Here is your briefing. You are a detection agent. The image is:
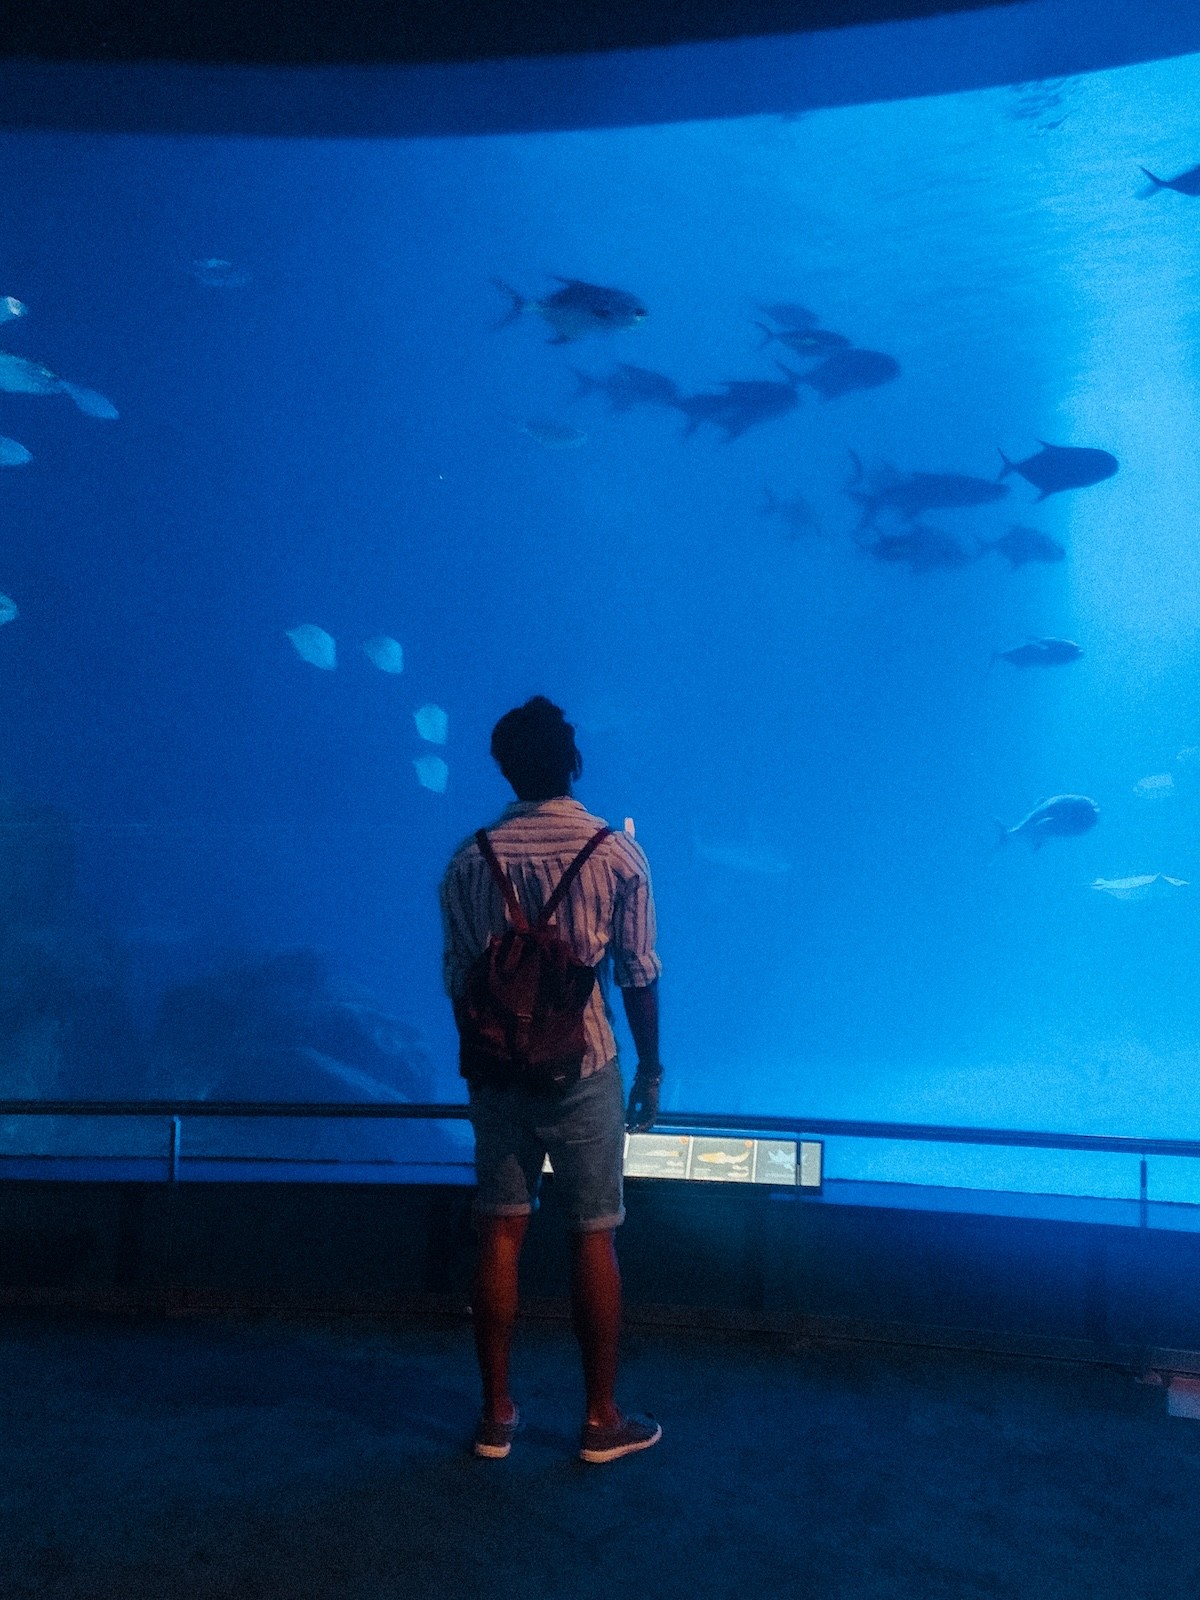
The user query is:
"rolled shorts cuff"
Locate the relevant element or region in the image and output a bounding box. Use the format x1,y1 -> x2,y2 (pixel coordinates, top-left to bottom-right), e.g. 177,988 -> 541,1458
474,1198 -> 537,1220
572,1206 -> 626,1233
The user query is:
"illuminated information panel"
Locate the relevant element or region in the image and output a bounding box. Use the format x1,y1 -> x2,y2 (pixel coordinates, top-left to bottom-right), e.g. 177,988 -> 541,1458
622,1134 -> 823,1189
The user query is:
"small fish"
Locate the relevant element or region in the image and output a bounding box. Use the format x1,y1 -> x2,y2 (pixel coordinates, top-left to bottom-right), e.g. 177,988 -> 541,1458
976,526 -> 1065,569
998,442 -> 1119,499
762,488 -> 821,540
862,525 -> 975,575
1092,874 -> 1188,901
992,638 -> 1082,668
570,363 -> 678,412
414,755 -> 449,794
362,635 -> 404,673
1140,164 -> 1200,196
0,353 -> 117,417
0,437 -> 31,466
493,277 -> 647,343
754,322 -> 851,357
847,454 -> 1008,525
518,417 -> 588,450
414,703 -> 448,744
996,794 -> 1099,849
190,257 -> 251,288
0,592 -> 17,624
0,296 -> 26,324
1133,772 -> 1175,800
674,372 -> 799,442
285,624 -> 336,670
792,349 -> 900,400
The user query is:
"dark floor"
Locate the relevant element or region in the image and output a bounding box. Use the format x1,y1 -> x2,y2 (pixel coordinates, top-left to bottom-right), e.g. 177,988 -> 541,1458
1,1309 -> 1198,1599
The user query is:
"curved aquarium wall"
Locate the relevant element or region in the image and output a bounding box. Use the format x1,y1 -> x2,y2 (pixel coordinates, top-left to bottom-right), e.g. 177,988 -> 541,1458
4,8 -> 1200,1202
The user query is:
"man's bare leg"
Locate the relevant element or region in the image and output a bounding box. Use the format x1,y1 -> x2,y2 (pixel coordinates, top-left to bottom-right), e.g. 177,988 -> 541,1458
473,1214 -> 529,1424
570,1228 -> 623,1429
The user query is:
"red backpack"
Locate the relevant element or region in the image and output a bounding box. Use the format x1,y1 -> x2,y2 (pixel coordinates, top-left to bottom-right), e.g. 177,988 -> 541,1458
456,825 -> 612,1094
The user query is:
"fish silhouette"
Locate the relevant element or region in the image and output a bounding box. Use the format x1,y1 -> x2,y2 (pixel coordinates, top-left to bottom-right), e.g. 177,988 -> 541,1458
847,454 -> 1007,525
992,638 -> 1082,668
570,363 -> 679,412
1092,874 -> 1187,901
363,636 -> 404,673
414,755 -> 449,794
1140,164 -> 1200,196
674,372 -> 800,442
518,417 -> 588,449
976,526 -> 1066,568
792,349 -> 899,400
414,704 -> 449,744
494,277 -> 647,343
998,442 -> 1118,499
996,795 -> 1099,849
862,525 -> 976,574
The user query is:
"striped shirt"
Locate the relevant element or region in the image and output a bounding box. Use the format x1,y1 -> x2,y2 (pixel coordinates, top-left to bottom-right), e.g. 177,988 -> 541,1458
439,796 -> 661,1077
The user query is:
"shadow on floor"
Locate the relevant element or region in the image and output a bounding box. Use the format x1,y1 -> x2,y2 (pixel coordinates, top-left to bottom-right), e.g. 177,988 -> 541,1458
1,1310 -> 1198,1598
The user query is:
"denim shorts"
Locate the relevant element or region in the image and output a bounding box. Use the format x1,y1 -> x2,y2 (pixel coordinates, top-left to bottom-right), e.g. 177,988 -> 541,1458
467,1059 -> 626,1232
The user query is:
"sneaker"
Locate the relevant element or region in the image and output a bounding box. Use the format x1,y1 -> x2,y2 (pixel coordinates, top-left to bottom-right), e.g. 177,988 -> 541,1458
579,1413 -> 662,1464
473,1405 -> 521,1459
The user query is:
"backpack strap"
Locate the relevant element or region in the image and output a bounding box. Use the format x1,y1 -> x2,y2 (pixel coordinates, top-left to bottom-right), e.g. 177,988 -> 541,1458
475,829 -> 529,931
537,827 -> 612,929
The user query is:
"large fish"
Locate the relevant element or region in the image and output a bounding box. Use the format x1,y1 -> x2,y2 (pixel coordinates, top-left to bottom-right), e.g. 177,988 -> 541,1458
570,363 -> 678,412
1140,164 -> 1200,196
996,794 -> 1099,849
754,323 -> 851,357
674,372 -> 799,442
493,277 -> 647,343
976,526 -> 1066,568
791,349 -> 900,400
998,442 -> 1118,499
992,638 -> 1082,668
847,454 -> 1008,526
0,352 -> 118,418
862,525 -> 976,575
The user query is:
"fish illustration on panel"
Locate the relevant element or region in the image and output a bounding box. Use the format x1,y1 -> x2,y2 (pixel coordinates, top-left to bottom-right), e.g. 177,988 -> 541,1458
998,442 -> 1118,499
996,795 -> 1099,849
363,636 -> 404,673
286,625 -> 337,670
493,277 -> 647,343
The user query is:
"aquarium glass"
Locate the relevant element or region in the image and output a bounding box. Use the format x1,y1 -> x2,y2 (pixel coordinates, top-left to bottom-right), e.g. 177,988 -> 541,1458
3,43 -> 1200,1198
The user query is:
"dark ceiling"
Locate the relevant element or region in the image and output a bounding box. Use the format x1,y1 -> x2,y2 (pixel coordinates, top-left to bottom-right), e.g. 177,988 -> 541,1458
4,0 -> 1022,67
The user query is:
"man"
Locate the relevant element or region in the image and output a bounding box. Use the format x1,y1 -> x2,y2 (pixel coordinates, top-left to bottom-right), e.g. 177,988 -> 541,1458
439,695 -> 663,1464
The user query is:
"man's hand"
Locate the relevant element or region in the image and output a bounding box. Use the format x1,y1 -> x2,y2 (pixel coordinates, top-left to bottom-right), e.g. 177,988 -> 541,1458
626,1064 -> 662,1133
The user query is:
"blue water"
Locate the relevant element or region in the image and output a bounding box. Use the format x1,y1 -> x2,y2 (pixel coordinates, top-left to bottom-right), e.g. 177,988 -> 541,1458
4,46 -> 1200,1199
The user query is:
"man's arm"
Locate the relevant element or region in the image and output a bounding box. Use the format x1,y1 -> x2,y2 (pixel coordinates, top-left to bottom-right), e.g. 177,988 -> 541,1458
622,981 -> 661,1133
